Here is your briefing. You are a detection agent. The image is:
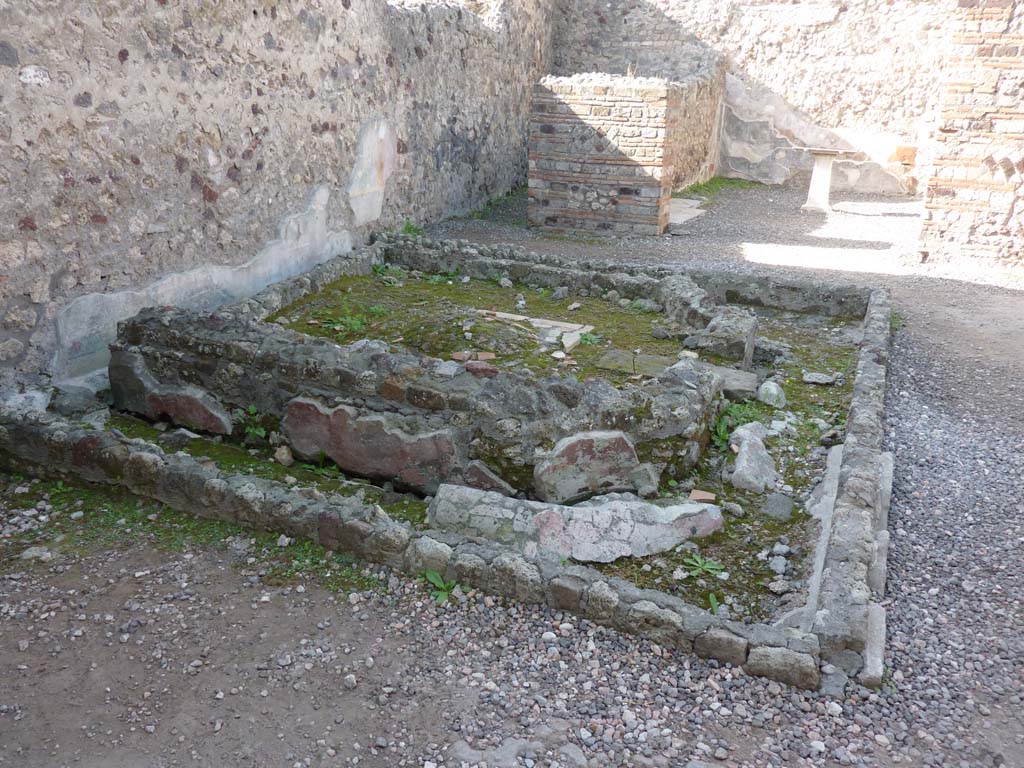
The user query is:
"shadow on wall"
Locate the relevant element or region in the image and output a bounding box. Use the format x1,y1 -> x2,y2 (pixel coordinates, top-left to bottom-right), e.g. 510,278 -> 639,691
551,0 -> 930,196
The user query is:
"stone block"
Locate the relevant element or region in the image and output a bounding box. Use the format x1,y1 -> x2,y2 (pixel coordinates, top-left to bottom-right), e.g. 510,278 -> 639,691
282,397 -> 457,494
744,646 -> 821,690
547,575 -> 585,611
533,430 -> 641,503
857,603 -> 886,688
404,536 -> 453,575
694,627 -> 749,666
109,349 -> 232,435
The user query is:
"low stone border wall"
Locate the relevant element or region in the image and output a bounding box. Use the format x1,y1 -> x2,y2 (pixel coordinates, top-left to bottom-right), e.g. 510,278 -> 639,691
0,407 -> 822,689
377,234 -> 873,319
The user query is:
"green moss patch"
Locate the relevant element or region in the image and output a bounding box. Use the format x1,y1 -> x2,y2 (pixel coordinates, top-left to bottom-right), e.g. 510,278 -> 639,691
269,271 -> 686,384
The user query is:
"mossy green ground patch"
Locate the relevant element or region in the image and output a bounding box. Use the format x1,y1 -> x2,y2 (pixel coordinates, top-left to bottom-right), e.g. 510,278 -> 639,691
673,176 -> 761,203
270,271 -> 684,384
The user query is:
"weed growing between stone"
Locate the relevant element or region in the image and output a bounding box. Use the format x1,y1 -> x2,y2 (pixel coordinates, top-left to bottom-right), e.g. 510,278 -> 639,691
0,475 -> 381,594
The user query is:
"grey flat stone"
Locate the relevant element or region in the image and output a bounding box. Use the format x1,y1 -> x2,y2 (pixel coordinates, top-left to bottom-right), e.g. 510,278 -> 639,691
596,349 -> 676,377
762,492 -> 794,521
858,602 -> 886,688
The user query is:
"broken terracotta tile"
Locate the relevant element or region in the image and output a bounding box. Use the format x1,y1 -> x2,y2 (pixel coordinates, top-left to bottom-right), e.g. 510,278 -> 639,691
688,489 -> 716,503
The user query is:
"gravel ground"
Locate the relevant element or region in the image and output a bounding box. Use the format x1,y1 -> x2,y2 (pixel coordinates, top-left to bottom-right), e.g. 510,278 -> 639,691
2,184 -> 1022,767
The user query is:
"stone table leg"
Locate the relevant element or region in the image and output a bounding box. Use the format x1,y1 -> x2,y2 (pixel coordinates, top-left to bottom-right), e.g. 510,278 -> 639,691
802,153 -> 835,213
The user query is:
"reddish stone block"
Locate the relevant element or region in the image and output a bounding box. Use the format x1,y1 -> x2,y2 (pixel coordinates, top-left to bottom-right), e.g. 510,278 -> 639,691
147,391 -> 232,435
465,360 -> 498,378
282,397 -> 457,494
533,430 -> 641,503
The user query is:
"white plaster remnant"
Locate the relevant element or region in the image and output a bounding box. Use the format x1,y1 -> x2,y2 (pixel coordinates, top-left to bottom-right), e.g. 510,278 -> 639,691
348,118 -> 397,226
53,185 -> 352,384
428,485 -> 723,563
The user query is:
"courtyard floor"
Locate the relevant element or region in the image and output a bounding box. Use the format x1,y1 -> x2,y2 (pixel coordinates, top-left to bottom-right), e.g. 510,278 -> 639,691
2,183 -> 1022,768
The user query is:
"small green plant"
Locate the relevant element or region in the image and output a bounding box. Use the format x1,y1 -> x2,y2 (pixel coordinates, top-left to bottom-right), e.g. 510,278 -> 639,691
682,553 -> 725,578
313,306 -> 368,334
423,570 -> 459,604
708,592 -> 720,615
372,262 -> 387,276
50,479 -> 70,497
367,304 -> 388,317
711,401 -> 771,451
629,299 -> 657,314
711,416 -> 732,452
579,332 -> 603,346
243,405 -> 267,442
890,312 -> 905,333
400,220 -> 423,236
424,268 -> 461,286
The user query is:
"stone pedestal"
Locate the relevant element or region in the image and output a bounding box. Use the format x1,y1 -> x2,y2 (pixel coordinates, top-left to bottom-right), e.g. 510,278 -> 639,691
802,149 -> 840,213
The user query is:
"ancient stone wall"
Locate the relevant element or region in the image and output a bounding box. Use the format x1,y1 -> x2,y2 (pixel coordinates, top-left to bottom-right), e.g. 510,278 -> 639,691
552,0 -> 954,191
527,73 -> 723,235
0,0 -> 555,390
920,0 -> 1024,272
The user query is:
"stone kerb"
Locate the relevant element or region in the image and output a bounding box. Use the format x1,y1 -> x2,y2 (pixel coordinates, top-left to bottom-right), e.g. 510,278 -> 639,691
811,290 -> 893,687
0,406 -> 822,690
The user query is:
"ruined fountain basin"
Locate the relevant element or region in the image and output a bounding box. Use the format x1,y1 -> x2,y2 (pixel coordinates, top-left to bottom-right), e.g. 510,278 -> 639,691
90,234 -> 894,689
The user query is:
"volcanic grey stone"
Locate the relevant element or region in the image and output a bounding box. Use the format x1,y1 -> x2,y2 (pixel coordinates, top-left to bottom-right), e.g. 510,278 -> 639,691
727,422 -> 778,493
758,380 -> 787,408
403,536 -> 453,575
803,371 -> 837,385
694,627 -> 749,666
701,362 -> 758,402
762,492 -> 795,521
744,646 -> 820,690
683,306 -> 757,370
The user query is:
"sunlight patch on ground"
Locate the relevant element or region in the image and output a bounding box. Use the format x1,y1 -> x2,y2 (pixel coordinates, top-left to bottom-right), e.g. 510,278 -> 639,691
740,242 -> 915,275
